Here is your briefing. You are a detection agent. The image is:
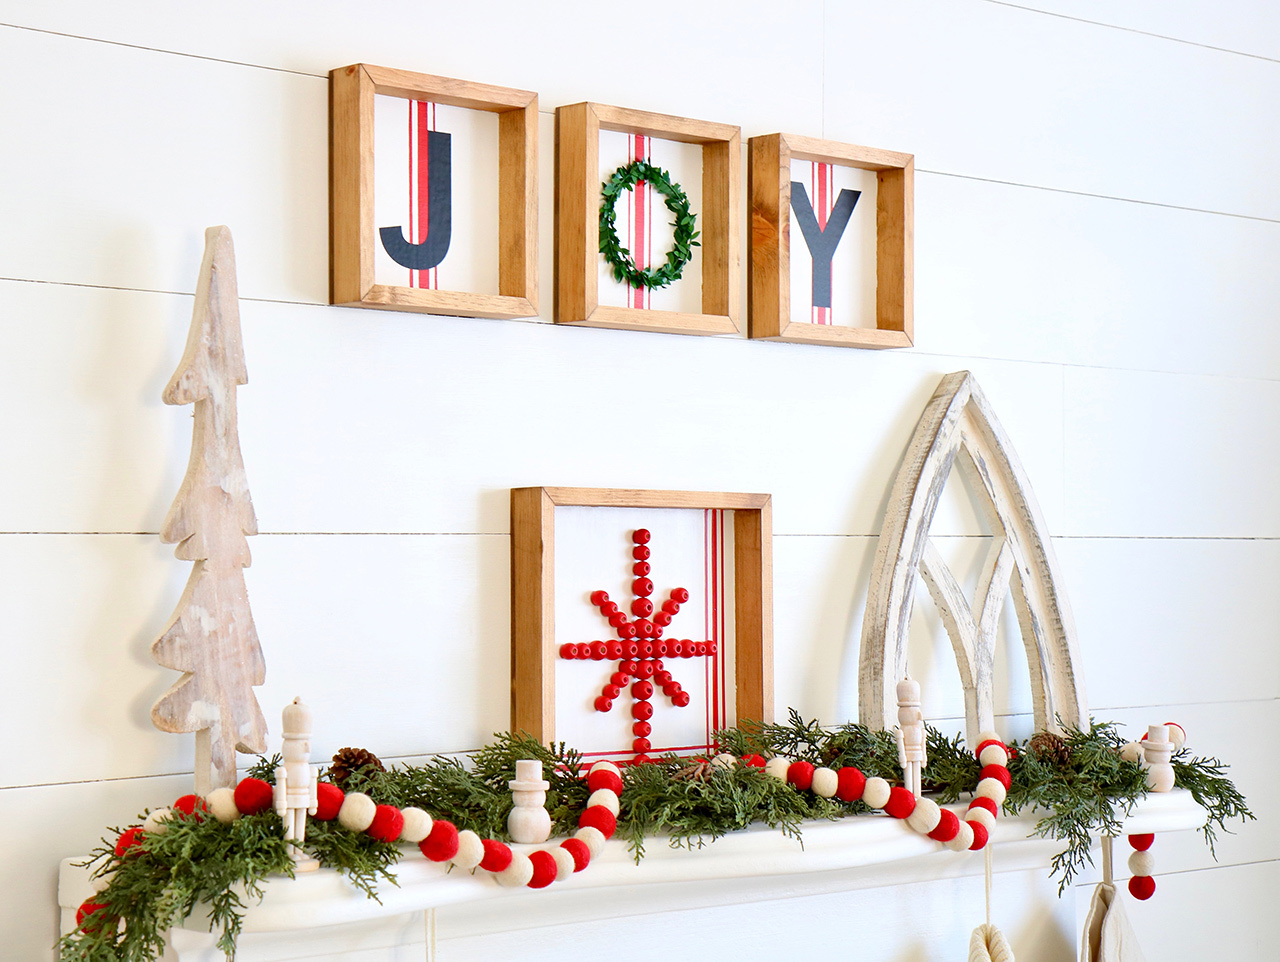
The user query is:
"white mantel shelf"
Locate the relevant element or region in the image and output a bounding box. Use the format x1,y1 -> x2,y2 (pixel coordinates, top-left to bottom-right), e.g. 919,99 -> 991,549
59,790 -> 1205,955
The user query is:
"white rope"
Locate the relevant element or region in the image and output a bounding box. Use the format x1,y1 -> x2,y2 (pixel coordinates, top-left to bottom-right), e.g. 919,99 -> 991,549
424,907 -> 437,962
984,842 -> 993,927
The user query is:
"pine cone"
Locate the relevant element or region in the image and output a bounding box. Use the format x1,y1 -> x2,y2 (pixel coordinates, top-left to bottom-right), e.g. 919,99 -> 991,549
1028,731 -> 1070,767
329,747 -> 385,789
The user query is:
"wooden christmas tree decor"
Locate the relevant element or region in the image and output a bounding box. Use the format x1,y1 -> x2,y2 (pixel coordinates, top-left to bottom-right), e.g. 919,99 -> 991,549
150,225 -> 267,794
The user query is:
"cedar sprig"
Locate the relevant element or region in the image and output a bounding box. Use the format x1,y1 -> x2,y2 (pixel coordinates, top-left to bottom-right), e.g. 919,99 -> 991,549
1172,750 -> 1254,856
1004,719 -> 1148,893
920,727 -> 982,801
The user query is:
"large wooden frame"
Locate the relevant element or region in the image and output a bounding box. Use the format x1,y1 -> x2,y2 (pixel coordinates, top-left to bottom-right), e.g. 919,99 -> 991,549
330,64 -> 538,319
555,103 -> 741,336
748,133 -> 913,349
511,487 -> 772,743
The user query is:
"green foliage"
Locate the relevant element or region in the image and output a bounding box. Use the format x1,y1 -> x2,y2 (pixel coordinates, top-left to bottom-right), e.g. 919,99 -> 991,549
599,160 -> 700,290
1173,749 -> 1255,855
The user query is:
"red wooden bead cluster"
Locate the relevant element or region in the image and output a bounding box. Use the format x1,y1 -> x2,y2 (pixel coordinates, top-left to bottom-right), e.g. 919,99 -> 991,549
566,529 -> 712,759
1127,832 -> 1157,900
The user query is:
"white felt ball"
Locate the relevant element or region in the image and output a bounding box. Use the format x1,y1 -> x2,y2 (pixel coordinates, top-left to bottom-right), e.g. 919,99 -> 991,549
975,777 -> 1008,807
143,808 -> 175,835
496,851 -> 534,887
976,731 -> 1002,749
589,760 -> 621,778
906,797 -> 942,835
206,787 -> 240,824
451,830 -> 484,870
862,777 -> 892,810
764,757 -> 791,782
399,807 -> 433,843
1165,722 -> 1187,750
588,789 -> 620,815
946,820 -> 975,852
966,808 -> 996,832
1120,742 -> 1143,764
811,767 -> 839,799
711,753 -> 737,770
551,846 -> 577,881
337,792 -> 377,832
575,826 -> 606,858
978,745 -> 1009,768
1128,851 -> 1156,876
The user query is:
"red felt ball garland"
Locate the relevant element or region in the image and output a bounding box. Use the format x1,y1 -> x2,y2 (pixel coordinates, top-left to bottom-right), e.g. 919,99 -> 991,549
1127,832 -> 1157,900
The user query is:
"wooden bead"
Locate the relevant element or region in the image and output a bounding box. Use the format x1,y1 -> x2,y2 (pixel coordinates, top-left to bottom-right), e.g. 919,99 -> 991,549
672,691 -> 691,707
811,767 -> 839,798
575,826 -> 606,858
337,792 -> 377,832
495,852 -> 534,887
632,529 -> 651,544
1128,851 -> 1156,876
589,760 -> 622,778
671,588 -> 690,603
588,789 -> 621,815
451,830 -> 485,870
551,846 -> 577,882
976,777 -> 1008,806
1164,722 -> 1186,750
633,561 -> 651,576
711,753 -> 737,770
862,776 -> 892,809
206,787 -> 240,824
966,807 -> 996,832
400,807 -> 433,843
945,820 -> 975,852
978,745 -> 1009,768
906,797 -> 942,834
1120,741 -> 1143,763
764,757 -> 791,781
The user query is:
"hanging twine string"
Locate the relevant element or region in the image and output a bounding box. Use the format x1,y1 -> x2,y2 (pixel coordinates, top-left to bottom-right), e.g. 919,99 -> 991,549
984,842 -> 993,927
1101,834 -> 1114,886
424,907 -> 437,962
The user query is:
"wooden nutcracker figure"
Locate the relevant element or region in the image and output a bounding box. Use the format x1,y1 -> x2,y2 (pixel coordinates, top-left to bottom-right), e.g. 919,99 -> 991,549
896,676 -> 926,797
274,697 -> 319,871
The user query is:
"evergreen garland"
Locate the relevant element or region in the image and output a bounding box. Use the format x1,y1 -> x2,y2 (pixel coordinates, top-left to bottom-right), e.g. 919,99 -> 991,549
599,159 -> 699,290
59,719 -> 1252,962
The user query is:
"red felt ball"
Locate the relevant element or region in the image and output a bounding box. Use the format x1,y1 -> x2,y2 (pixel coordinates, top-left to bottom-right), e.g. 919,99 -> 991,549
526,849 -> 558,888
561,837 -> 591,872
884,787 -> 917,819
968,820 -> 990,850
836,766 -> 867,802
787,761 -> 816,791
314,782 -> 344,821
114,826 -> 145,858
968,796 -> 999,818
479,838 -> 513,872
928,808 -> 960,842
579,805 -> 617,839
980,765 -> 1012,790
588,769 -> 624,795
672,691 -> 691,707
234,778 -> 274,816
1128,833 -> 1155,851
173,794 -> 207,820
974,738 -> 1006,759
671,588 -> 690,603
76,900 -> 109,931
742,754 -> 767,768
633,528 -> 651,544
1128,875 -> 1156,900
367,804 -> 405,843
419,820 -> 460,861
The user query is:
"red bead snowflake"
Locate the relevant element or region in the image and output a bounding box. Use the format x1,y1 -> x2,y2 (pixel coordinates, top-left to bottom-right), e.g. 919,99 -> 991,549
558,528 -> 715,761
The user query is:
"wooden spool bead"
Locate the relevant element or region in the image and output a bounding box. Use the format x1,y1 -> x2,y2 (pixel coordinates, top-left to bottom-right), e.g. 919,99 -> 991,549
862,776 -> 892,809
811,767 -> 839,798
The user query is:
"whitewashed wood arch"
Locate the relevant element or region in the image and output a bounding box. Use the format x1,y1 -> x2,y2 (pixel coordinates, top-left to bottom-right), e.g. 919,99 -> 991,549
859,371 -> 1087,747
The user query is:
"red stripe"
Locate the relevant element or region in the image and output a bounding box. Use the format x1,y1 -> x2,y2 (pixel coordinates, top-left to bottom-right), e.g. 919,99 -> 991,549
631,135 -> 648,310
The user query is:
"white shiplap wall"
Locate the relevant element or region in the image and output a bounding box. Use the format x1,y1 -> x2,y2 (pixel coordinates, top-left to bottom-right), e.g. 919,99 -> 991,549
2,1 -> 1277,958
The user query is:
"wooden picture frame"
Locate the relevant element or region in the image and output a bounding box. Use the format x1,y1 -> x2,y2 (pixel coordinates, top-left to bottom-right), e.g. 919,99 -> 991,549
511,487 -> 772,744
330,64 -> 538,319
555,103 -> 741,336
748,133 -> 913,349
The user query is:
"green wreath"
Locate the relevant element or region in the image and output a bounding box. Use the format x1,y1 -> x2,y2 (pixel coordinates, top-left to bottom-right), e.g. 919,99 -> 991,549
599,159 -> 700,290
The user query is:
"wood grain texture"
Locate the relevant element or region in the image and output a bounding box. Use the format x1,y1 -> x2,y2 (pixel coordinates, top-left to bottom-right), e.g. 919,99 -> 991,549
151,226 -> 267,794
747,132 -> 913,349
555,102 -> 740,336
859,371 -> 1087,746
511,487 -> 772,743
330,64 -> 538,319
